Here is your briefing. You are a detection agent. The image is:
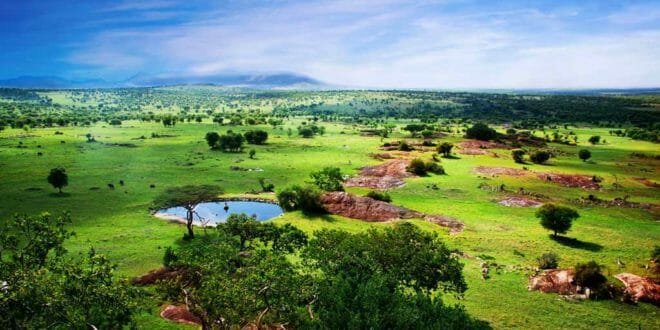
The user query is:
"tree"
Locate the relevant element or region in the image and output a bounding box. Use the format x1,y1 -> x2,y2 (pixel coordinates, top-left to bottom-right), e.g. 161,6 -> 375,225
304,223 -> 487,329
154,185 -> 224,239
588,135 -> 601,145
47,167 -> 68,193
310,167 -> 344,191
205,132 -> 220,148
218,132 -> 244,152
529,150 -> 550,164
0,213 -> 136,329
244,130 -> 268,144
536,203 -> 579,237
465,123 -> 497,141
512,149 -> 526,163
109,119 -> 122,126
438,142 -> 453,157
402,124 -> 427,137
249,148 -> 256,159
579,149 -> 591,162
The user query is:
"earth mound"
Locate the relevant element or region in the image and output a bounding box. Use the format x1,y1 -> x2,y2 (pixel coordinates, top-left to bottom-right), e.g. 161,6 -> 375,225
634,177 -> 660,188
321,192 -> 464,233
474,166 -> 527,177
160,305 -> 202,325
345,159 -> 412,189
615,273 -> 660,306
528,269 -> 576,295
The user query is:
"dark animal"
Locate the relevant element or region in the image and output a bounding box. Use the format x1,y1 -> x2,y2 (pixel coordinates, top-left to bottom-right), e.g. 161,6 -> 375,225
108,183 -> 115,190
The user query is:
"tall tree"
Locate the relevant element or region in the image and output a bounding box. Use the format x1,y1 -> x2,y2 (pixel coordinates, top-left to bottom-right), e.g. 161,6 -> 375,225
47,167 -> 68,193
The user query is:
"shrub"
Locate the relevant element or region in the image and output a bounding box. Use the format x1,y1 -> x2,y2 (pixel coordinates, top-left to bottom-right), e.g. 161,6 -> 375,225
310,167 -> 344,192
579,149 -> 591,162
425,162 -> 445,175
465,123 -> 497,141
537,252 -> 559,269
276,185 -> 324,214
512,149 -> 526,163
407,158 -> 427,175
205,132 -> 220,148
244,130 -> 268,144
588,135 -> 601,144
574,261 -> 607,293
163,246 -> 178,267
365,191 -> 392,202
529,150 -> 551,164
398,141 -> 413,151
438,142 -> 453,157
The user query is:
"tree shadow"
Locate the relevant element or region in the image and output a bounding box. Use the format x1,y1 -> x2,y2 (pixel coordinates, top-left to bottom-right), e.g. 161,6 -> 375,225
442,155 -> 461,160
550,235 -> 603,252
49,192 -> 71,198
303,212 -> 336,223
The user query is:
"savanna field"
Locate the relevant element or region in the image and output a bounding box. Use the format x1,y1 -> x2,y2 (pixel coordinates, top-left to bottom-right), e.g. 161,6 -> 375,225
1,88 -> 658,329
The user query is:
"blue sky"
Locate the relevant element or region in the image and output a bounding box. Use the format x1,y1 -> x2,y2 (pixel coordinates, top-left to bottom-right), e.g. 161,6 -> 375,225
1,0 -> 659,88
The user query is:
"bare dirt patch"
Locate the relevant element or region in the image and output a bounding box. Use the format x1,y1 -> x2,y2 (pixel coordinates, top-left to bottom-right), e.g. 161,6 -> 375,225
498,197 -> 543,208
615,273 -> 660,306
345,159 -> 412,189
458,140 -> 509,155
321,192 -> 464,234
528,269 -> 576,295
633,177 -> 660,188
536,173 -> 601,190
474,166 -> 528,177
160,305 -> 202,325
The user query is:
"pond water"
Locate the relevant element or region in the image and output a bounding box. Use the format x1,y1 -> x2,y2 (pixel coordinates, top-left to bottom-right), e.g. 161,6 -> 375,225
156,201 -> 284,225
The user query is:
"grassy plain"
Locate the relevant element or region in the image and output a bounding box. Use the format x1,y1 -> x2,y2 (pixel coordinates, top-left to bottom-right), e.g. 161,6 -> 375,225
0,113 -> 658,328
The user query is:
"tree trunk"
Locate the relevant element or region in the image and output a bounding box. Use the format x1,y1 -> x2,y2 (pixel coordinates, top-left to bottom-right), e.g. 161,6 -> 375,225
58,187 -> 62,193
186,208 -> 195,239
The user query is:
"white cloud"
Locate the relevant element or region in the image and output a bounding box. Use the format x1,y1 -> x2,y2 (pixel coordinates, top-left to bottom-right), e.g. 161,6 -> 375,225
66,0 -> 660,88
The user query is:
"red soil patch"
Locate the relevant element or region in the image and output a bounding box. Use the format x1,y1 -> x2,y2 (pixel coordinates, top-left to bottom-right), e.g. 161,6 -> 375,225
474,166 -> 528,177
528,269 -> 576,295
345,159 -> 412,189
615,273 -> 660,306
321,192 -> 464,234
458,140 -> 509,155
498,197 -> 543,208
633,177 -> 660,188
536,173 -> 601,190
160,305 -> 202,325
132,267 -> 183,285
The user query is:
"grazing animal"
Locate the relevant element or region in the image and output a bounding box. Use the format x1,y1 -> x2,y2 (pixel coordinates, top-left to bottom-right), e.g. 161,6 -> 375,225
119,180 -> 125,186
108,183 -> 115,190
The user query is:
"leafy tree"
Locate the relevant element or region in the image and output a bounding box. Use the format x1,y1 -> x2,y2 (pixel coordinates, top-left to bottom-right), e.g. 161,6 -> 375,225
438,142 -> 454,157
465,123 -> 497,141
298,126 -> 314,138
304,223 -> 487,329
512,149 -> 526,163
154,185 -> 224,239
536,203 -> 579,237
588,135 -> 601,144
218,132 -> 244,152
244,130 -> 268,144
310,167 -> 344,191
0,212 -> 136,329
47,167 -> 68,193
529,150 -> 551,164
403,123 -> 427,137
579,149 -> 591,162
205,131 -> 220,148
258,178 -> 274,192
276,185 -> 324,214
109,119 -> 122,126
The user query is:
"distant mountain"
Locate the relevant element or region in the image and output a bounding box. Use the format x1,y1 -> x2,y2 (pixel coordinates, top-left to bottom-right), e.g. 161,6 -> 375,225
0,72 -> 325,89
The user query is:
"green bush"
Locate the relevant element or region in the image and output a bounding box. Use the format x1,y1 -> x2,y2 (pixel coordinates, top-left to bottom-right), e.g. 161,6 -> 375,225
530,150 -> 551,164
366,191 -> 392,202
537,252 -> 559,269
465,123 -> 497,141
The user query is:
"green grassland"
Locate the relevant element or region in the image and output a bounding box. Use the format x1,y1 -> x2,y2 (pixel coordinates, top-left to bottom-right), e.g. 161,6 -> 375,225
0,94 -> 659,328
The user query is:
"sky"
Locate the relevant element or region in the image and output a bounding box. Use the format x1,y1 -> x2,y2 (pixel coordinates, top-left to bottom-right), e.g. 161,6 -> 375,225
1,0 -> 659,88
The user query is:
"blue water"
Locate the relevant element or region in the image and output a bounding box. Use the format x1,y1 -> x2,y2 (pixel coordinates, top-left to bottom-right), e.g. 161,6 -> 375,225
157,201 -> 283,224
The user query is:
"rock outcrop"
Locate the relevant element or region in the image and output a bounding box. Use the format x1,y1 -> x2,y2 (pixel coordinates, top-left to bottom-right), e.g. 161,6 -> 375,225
528,269 -> 577,295
615,273 -> 660,306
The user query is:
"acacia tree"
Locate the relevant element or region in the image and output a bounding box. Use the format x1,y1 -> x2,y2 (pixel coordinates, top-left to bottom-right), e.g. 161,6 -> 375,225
438,142 -> 454,157
154,185 -> 224,239
536,203 -> 579,237
47,167 -> 68,193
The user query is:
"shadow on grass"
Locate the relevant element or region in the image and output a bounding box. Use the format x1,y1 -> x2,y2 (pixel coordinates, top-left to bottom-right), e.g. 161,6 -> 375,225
49,192 -> 71,198
550,235 -> 603,252
442,155 -> 461,160
303,212 -> 336,223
